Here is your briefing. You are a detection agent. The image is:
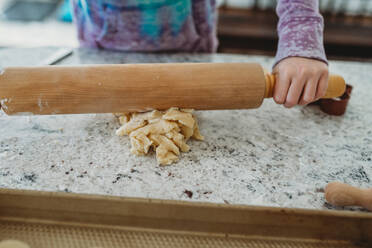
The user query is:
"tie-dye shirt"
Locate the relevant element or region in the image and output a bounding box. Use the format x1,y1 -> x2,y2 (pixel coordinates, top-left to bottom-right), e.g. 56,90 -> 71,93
71,0 -> 327,65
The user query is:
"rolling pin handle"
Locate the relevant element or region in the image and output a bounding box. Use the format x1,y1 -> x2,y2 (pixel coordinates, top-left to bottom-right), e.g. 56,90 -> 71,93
325,182 -> 372,211
264,73 -> 276,98
264,73 -> 346,99
323,74 -> 347,99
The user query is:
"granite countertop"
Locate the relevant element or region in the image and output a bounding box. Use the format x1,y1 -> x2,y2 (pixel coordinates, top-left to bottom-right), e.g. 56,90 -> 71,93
0,47 -> 371,211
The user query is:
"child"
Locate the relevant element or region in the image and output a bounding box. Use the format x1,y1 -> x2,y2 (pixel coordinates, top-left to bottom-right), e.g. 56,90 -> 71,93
71,0 -> 329,108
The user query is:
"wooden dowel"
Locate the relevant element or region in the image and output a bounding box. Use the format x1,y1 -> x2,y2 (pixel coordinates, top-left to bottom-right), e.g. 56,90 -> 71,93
325,182 -> 372,211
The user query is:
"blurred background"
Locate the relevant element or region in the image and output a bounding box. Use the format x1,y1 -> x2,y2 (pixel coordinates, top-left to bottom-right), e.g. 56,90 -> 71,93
0,0 -> 371,61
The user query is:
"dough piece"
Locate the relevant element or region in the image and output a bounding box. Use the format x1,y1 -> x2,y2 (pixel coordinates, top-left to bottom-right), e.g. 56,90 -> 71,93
116,110 -> 163,136
0,240 -> 30,248
130,133 -> 152,155
163,107 -> 195,128
150,134 -> 180,165
192,121 -> 204,140
116,108 -> 203,165
166,130 -> 190,152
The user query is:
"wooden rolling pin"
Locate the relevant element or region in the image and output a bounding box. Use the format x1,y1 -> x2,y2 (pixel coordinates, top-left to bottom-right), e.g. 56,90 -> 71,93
325,182 -> 372,211
0,63 -> 346,115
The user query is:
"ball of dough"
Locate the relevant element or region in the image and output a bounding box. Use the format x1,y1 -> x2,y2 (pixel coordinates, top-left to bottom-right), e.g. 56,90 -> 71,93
0,240 -> 30,248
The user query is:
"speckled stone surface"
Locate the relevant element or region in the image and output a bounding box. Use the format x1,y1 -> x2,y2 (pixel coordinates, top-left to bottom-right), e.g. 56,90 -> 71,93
0,48 -> 371,211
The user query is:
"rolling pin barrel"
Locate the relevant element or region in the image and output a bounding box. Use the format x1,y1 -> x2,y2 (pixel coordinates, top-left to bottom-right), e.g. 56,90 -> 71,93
0,63 -> 346,115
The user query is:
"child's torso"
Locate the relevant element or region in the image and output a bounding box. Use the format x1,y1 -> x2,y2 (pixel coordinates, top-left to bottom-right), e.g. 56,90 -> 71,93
72,0 -> 218,52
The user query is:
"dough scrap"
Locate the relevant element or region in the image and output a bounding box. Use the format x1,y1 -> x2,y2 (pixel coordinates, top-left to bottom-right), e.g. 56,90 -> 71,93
116,108 -> 203,165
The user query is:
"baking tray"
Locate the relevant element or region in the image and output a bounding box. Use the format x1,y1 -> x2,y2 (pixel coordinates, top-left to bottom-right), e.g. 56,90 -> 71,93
0,188 -> 371,247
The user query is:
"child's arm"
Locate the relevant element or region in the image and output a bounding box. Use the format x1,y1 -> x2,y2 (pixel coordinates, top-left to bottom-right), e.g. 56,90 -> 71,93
272,0 -> 329,108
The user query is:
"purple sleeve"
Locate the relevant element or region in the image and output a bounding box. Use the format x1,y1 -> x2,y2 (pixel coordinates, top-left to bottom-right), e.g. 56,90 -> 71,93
274,0 -> 327,66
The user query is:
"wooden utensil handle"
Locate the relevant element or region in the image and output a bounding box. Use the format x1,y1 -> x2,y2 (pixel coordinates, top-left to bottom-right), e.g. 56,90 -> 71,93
325,182 -> 372,211
264,74 -> 346,99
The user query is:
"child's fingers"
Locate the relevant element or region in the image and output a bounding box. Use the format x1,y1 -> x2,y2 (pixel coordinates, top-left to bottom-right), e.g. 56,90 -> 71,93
298,76 -> 319,105
315,72 -> 329,99
284,77 -> 306,108
273,72 -> 291,104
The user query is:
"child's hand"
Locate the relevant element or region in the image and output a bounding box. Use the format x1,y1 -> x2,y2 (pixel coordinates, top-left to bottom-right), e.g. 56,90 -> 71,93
272,57 -> 329,108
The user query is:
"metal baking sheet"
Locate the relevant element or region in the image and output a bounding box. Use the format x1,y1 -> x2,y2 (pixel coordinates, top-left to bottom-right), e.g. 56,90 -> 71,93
0,189 -> 371,247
